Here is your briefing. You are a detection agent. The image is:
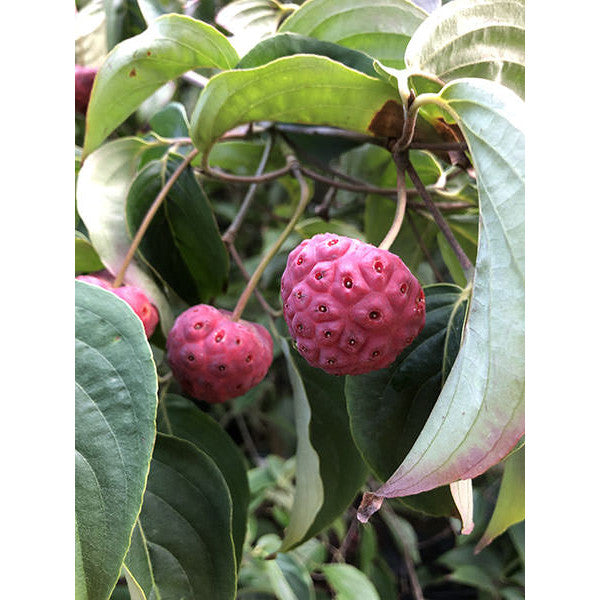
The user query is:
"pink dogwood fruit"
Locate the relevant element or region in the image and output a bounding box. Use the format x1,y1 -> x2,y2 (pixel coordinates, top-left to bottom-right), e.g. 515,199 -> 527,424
77,271 -> 159,338
166,304 -> 273,404
281,233 -> 426,375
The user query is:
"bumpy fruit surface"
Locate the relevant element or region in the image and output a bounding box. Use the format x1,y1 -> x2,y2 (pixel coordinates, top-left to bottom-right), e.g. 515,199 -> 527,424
76,271 -> 159,338
281,233 -> 426,375
166,304 -> 273,404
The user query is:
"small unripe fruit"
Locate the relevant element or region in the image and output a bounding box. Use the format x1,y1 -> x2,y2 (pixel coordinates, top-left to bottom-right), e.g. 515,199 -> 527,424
75,65 -> 98,115
166,304 -> 273,404
281,233 -> 425,375
76,271 -> 159,338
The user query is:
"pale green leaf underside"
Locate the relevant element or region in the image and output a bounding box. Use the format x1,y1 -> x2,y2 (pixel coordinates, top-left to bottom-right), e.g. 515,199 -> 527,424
279,338 -> 324,552
279,0 -> 426,68
377,78 -> 524,498
190,54 -> 399,153
75,281 -> 158,600
83,14 -> 239,157
405,0 -> 524,99
76,138 -> 174,335
321,564 -> 380,600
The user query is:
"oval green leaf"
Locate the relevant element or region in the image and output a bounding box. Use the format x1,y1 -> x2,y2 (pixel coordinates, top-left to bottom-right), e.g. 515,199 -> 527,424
405,0 -> 525,99
475,446 -> 524,553
157,394 -> 250,569
189,54 -> 399,153
321,564 -> 380,600
83,14 -> 239,157
124,434 -> 237,600
75,280 -> 158,600
126,156 -> 229,305
76,138 -> 174,335
75,232 -> 105,273
374,78 -> 525,499
279,336 -> 368,552
279,0 -> 427,68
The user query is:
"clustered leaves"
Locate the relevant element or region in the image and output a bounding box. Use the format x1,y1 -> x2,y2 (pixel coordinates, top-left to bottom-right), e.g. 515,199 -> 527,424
75,0 -> 525,599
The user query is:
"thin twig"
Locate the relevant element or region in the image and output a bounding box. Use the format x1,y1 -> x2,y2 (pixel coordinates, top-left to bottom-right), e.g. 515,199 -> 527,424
200,162 -> 292,185
227,243 -> 282,318
235,413 -> 264,467
270,122 -> 387,147
334,514 -> 359,563
113,148 -> 199,287
231,161 -> 311,321
410,141 -> 468,151
222,135 -> 274,244
405,160 -> 473,278
406,210 -> 444,282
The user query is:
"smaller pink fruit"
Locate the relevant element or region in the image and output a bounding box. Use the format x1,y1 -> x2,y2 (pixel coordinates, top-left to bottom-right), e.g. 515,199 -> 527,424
75,64 -> 98,115
166,304 -> 273,404
77,271 -> 159,338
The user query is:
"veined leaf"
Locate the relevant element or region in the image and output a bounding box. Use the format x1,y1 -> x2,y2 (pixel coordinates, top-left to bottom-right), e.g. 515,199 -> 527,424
75,281 -> 158,600
405,0 -> 525,99
321,564 -> 380,600
156,394 -> 250,569
126,155 -> 229,305
76,138 -> 174,335
279,337 -> 367,552
475,446 -> 524,553
83,14 -> 239,157
190,54 -> 399,153
370,78 -> 524,502
279,0 -> 427,68
124,434 -> 237,600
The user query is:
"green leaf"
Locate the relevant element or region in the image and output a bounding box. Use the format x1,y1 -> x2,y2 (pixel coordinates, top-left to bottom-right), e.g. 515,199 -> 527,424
136,0 -> 184,25
104,0 -> 146,51
75,232 -> 105,273
405,0 -> 525,99
124,434 -> 237,600
76,138 -> 174,335
279,0 -> 427,69
279,337 -> 367,551
126,156 -> 229,305
267,553 -> 316,600
475,447 -> 524,553
346,284 -> 467,480
295,218 -> 365,241
190,54 -> 399,153
237,32 -> 379,77
217,0 -> 299,57
149,101 -> 190,138
321,564 -> 380,600
75,280 -> 158,600
373,78 -> 524,498
437,231 -> 467,287
156,394 -> 250,569
83,14 -> 239,157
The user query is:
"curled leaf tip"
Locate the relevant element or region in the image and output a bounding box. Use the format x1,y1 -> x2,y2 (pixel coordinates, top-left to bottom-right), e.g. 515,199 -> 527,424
450,479 -> 474,536
357,492 -> 383,524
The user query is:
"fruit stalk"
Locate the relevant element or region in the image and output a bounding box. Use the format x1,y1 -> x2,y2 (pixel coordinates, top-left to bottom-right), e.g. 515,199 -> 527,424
231,161 -> 311,322
378,151 -> 408,251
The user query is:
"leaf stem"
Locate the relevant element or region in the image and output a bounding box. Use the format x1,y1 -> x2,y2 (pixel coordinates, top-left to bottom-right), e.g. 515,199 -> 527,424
405,160 -> 474,278
231,160 -> 311,322
113,148 -> 199,288
378,152 -> 408,251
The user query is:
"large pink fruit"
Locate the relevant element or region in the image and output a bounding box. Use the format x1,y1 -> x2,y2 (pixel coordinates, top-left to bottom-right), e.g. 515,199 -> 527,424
281,233 -> 426,375
166,304 -> 273,404
76,271 -> 159,338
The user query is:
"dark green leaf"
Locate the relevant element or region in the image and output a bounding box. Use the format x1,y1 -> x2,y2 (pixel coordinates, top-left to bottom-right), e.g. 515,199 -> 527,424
237,32 -> 379,77
126,155 -> 229,304
148,101 -> 190,139
124,434 -> 237,600
75,280 -> 158,600
157,394 -> 250,568
104,0 -> 146,51
83,14 -> 239,157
